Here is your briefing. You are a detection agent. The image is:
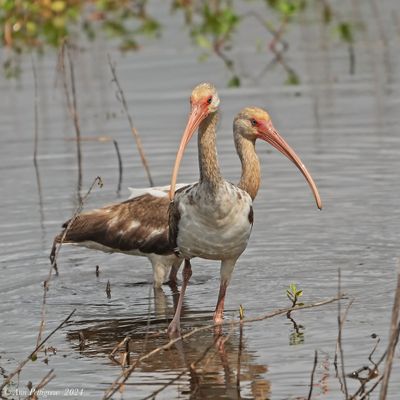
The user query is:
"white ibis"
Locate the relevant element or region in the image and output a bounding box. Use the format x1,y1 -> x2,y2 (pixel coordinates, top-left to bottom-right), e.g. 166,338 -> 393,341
167,83 -> 322,336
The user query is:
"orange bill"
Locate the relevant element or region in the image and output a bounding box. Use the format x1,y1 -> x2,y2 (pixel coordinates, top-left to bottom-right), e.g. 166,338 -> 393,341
169,103 -> 210,200
257,120 -> 322,209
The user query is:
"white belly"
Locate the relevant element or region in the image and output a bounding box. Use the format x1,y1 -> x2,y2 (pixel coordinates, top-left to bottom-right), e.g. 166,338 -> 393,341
176,184 -> 253,260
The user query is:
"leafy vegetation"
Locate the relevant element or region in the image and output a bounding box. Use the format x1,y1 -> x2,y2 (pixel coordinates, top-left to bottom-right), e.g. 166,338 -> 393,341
0,0 -> 355,81
286,283 -> 304,308
286,283 -> 305,345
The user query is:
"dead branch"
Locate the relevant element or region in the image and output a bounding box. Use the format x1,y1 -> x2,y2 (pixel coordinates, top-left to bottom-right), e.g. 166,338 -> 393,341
379,261 -> 400,400
107,54 -> 154,187
0,310 -> 75,395
236,305 -> 244,391
64,136 -> 123,194
58,40 -> 83,196
359,375 -> 384,400
307,350 -> 318,400
112,140 -> 123,195
109,336 -> 131,367
335,269 -> 349,398
24,369 -> 56,400
31,55 -> 39,166
43,176 -> 103,346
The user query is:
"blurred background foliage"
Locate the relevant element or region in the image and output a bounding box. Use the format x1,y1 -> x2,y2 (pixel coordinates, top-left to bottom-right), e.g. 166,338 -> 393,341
0,0 -> 354,82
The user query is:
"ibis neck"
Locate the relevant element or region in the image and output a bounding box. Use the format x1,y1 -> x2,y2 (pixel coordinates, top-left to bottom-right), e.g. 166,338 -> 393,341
236,134 -> 261,201
198,111 -> 222,191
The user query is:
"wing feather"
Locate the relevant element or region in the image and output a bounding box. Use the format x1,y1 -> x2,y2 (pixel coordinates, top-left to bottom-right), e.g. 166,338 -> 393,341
55,194 -> 173,255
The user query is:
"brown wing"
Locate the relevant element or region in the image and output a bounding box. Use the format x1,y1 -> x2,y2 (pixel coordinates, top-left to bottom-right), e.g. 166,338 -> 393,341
53,193 -> 173,255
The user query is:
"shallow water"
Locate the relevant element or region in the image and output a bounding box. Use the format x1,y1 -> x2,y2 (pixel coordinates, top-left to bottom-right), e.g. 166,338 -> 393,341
1,1 -> 400,399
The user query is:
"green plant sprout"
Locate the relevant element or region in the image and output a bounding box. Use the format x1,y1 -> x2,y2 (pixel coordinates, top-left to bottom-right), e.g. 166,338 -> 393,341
286,283 -> 305,345
286,283 -> 304,308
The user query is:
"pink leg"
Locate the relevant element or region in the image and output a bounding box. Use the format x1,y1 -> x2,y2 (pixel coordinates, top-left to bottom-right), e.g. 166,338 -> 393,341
213,280 -> 228,324
167,259 -> 192,337
168,261 -> 181,286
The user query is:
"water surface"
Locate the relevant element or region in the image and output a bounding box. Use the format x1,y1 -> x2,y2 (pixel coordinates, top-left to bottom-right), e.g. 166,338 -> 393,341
1,1 -> 400,399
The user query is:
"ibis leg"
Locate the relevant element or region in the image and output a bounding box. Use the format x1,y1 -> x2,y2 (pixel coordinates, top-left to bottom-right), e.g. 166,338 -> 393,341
167,259 -> 192,337
213,281 -> 228,324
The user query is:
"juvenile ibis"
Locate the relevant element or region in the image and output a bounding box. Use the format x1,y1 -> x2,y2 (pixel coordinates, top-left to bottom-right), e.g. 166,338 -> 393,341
50,189 -> 182,288
167,83 -> 322,335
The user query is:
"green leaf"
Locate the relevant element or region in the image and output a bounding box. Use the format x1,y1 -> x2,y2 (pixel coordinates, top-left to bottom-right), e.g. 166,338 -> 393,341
239,304 -> 244,320
285,71 -> 300,85
337,22 -> 353,43
195,34 -> 212,49
228,75 -> 240,87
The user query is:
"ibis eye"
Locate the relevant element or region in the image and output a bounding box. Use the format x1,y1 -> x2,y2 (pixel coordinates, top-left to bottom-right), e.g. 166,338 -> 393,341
207,97 -> 212,104
250,118 -> 257,126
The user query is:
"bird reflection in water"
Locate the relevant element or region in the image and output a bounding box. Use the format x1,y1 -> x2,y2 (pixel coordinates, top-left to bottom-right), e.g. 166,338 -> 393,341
65,286 -> 270,399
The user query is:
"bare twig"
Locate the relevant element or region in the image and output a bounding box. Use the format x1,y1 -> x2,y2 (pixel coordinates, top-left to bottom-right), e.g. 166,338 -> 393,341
359,375 -> 384,400
109,336 -> 131,367
334,297 -> 354,388
44,176 -> 103,346
0,310 -> 75,395
103,294 -> 344,399
335,269 -> 349,398
58,40 -> 83,197
32,55 -> 39,166
112,140 -> 123,195
307,350 -> 318,400
368,335 -> 381,368
64,136 -> 123,194
105,280 -> 111,299
31,55 -> 45,233
107,54 -> 154,186
236,305 -> 244,391
24,369 -> 56,400
379,261 -> 400,400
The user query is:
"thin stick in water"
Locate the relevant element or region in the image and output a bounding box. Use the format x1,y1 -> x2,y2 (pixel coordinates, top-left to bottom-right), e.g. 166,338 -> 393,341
336,269 -> 349,398
43,176 -> 103,346
24,369 -> 56,400
107,54 -> 154,186
307,350 -> 318,400
113,139 -> 123,195
58,40 -> 83,198
0,310 -> 75,394
379,260 -> 400,400
236,305 -> 244,391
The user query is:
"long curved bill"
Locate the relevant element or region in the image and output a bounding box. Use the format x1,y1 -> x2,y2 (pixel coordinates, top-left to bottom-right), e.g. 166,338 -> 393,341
169,104 -> 208,200
258,121 -> 322,209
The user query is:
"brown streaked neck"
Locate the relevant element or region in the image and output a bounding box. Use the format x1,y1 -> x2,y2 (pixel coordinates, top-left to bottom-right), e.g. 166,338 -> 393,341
235,134 -> 261,201
198,111 -> 222,191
